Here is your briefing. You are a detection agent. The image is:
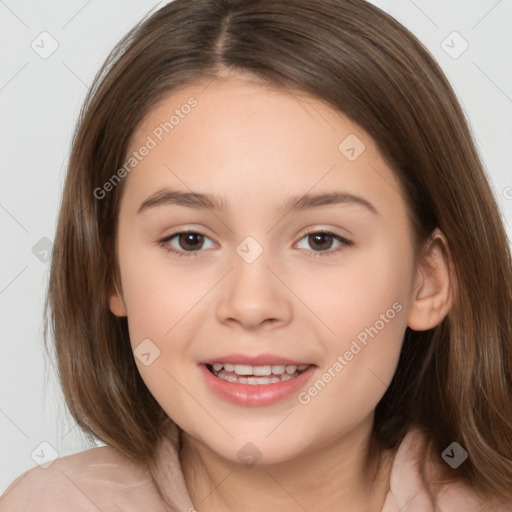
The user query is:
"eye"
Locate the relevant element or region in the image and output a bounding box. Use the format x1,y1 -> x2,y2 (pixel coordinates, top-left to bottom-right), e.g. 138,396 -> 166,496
157,231 -> 215,257
295,230 -> 353,257
158,229 -> 353,258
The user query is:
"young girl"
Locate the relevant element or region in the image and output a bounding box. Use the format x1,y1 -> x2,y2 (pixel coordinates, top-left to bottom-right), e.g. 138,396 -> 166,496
2,0 -> 511,510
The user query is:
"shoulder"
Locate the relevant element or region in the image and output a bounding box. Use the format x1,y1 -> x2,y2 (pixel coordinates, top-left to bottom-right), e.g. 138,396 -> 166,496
0,445 -> 166,512
384,428 -> 512,512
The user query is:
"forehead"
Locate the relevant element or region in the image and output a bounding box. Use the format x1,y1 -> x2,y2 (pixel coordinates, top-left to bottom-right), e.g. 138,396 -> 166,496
130,76 -> 364,165
122,77 -> 406,221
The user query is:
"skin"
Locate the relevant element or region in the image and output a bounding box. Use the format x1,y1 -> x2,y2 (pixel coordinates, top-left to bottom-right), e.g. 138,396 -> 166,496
109,74 -> 454,512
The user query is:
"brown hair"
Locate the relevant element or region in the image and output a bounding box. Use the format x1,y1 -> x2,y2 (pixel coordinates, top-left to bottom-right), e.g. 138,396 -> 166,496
45,0 -> 512,502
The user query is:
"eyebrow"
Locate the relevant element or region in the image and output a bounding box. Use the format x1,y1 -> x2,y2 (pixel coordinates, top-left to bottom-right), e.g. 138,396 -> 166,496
137,188 -> 379,215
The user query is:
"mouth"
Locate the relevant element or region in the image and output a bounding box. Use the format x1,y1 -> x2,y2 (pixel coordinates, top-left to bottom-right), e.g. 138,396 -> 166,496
205,362 -> 311,385
199,354 -> 317,406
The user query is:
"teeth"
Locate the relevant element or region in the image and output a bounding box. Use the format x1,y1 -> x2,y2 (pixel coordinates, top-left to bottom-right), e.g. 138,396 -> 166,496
271,365 -> 286,375
253,366 -> 272,376
234,364 -> 255,376
209,363 -> 309,376
216,373 -> 294,385
209,362 -> 312,385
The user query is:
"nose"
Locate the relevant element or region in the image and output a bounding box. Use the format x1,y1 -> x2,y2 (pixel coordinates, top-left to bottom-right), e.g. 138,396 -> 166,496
215,249 -> 293,331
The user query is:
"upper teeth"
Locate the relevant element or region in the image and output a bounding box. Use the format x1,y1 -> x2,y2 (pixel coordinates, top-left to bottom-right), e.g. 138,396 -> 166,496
211,363 -> 309,376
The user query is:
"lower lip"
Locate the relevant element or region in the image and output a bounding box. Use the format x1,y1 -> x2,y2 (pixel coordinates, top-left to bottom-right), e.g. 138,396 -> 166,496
199,364 -> 316,407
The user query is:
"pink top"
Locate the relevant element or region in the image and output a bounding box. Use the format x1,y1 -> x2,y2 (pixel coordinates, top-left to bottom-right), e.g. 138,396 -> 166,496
0,426 -> 509,511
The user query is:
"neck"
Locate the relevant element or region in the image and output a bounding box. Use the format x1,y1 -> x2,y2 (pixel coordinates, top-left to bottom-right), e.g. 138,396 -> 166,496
179,416 -> 393,512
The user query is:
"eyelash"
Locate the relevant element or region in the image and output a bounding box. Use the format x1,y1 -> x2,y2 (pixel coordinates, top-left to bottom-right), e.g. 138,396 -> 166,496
157,229 -> 353,258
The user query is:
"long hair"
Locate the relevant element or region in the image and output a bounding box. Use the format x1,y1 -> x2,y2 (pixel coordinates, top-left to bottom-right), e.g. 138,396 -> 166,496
45,0 -> 512,501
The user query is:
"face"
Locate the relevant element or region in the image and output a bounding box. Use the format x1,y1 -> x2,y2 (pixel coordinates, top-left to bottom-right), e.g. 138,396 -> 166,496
109,75 -> 421,464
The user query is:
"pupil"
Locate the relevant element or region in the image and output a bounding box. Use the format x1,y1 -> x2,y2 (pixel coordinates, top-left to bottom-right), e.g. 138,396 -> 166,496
180,233 -> 203,250
310,233 -> 332,251
178,233 -> 333,252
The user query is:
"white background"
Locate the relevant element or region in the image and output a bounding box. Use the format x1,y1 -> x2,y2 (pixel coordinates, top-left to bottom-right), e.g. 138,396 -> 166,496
1,0 -> 511,494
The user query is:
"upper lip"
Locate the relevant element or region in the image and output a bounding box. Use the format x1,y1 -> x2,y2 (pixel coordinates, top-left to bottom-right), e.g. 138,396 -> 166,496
198,353 -> 314,367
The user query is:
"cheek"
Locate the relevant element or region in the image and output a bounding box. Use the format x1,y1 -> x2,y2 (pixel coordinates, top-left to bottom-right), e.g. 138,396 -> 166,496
294,308 -> 406,443
308,237 -> 410,348
302,239 -> 410,404
118,239 -> 208,349
116,237 -> 214,413
118,256 -> 201,419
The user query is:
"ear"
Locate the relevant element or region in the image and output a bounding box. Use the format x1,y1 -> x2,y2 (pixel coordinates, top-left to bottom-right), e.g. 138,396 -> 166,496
108,279 -> 128,317
407,228 -> 456,331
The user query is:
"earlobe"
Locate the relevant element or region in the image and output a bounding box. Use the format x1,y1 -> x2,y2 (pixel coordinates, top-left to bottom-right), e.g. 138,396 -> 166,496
108,280 -> 128,317
407,228 -> 455,331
